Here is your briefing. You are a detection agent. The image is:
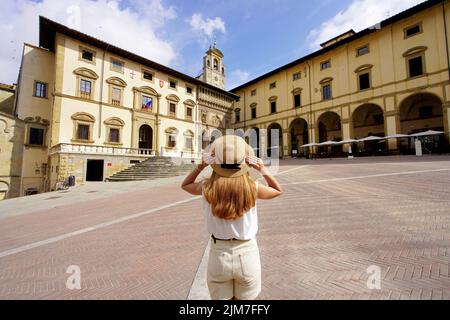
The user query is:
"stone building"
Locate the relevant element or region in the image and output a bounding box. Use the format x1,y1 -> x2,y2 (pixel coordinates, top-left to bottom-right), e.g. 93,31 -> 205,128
231,0 -> 450,158
0,84 -> 24,199
8,17 -> 236,197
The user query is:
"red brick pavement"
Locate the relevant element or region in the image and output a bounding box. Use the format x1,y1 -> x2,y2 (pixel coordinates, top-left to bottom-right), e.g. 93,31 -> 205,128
0,157 -> 449,299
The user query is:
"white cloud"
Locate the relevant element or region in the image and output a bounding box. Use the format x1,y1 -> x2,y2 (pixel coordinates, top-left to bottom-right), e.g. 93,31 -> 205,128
307,0 -> 426,49
189,13 -> 226,39
228,69 -> 250,90
0,0 -> 177,85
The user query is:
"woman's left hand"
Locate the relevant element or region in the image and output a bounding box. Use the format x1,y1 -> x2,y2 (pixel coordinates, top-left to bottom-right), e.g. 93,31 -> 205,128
200,152 -> 214,169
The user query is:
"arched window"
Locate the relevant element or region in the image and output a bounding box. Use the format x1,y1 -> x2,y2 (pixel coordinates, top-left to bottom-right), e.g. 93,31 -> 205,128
213,58 -> 219,71
133,86 -> 159,112
184,99 -> 195,120
234,108 -> 241,123
320,77 -> 333,101
166,94 -> 180,117
292,88 -> 302,108
73,68 -> 98,100
106,77 -> 127,106
71,112 -> 95,143
104,117 -> 125,144
403,46 -> 427,78
268,96 -> 278,114
184,130 -> 194,150
165,127 -> 178,148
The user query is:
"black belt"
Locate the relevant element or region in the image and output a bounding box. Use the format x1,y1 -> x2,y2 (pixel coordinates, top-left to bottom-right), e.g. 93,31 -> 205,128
211,234 -> 238,243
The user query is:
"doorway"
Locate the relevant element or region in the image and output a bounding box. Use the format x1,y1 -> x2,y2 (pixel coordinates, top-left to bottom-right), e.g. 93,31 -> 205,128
86,160 -> 104,181
139,124 -> 153,149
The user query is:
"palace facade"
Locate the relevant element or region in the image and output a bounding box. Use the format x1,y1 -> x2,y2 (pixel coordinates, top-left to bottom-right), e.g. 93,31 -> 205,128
230,0 -> 450,158
0,17 -> 236,198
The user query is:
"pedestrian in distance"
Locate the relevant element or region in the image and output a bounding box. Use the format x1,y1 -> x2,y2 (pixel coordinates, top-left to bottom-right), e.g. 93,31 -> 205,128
181,135 -> 283,300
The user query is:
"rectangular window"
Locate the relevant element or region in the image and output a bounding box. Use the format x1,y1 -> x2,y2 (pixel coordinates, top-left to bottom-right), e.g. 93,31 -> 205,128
186,107 -> 193,119
111,59 -> 124,72
168,135 -> 176,148
322,84 -> 332,100
80,79 -> 92,98
321,60 -> 331,70
235,110 -> 240,123
185,137 -> 193,149
293,72 -> 301,81
77,124 -> 90,140
294,94 -> 301,108
169,103 -> 176,116
186,86 -> 193,94
269,82 -> 276,89
408,56 -> 424,78
169,80 -> 177,89
142,95 -> 153,110
251,89 -> 257,96
29,127 -> 44,145
357,45 -> 369,56
270,101 -> 277,113
109,128 -> 120,143
251,108 -> 257,119
111,87 -> 121,105
419,106 -> 433,118
405,24 -> 421,38
82,50 -> 94,61
34,82 -> 47,98
143,71 -> 153,81
359,72 -> 371,90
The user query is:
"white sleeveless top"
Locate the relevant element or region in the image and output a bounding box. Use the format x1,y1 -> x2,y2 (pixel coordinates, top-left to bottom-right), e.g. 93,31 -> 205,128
201,181 -> 258,240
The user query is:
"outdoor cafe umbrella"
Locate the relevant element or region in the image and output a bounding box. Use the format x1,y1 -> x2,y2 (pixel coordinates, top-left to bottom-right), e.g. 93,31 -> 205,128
409,130 -> 444,137
358,136 -> 384,142
300,142 -> 319,147
383,133 -> 410,139
337,138 -> 358,145
318,140 -> 340,146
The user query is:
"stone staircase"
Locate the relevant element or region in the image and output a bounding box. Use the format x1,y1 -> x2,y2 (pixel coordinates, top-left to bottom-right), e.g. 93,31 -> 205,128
106,157 -> 197,182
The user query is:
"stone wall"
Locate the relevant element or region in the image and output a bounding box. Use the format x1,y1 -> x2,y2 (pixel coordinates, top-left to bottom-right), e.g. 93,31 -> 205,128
0,112 -> 24,199
49,152 -> 146,190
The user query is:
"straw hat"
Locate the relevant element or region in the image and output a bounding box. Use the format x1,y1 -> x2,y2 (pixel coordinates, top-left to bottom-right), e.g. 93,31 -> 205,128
210,135 -> 255,178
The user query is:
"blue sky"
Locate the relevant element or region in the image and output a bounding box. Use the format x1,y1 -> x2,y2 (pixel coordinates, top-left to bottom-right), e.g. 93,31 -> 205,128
0,0 -> 425,89
163,0 -> 351,83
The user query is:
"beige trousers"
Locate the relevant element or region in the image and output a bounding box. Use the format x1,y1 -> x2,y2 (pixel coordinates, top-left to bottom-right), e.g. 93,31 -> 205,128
207,237 -> 261,300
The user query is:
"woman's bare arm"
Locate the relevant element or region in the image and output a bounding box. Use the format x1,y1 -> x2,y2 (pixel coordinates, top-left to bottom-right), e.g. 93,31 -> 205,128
247,156 -> 283,199
181,164 -> 207,196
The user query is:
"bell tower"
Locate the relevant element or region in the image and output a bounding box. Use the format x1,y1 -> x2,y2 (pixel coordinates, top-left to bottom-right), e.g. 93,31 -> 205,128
200,41 -> 225,89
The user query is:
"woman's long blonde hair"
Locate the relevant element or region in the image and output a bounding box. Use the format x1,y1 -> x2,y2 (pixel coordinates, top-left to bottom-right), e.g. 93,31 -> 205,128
203,172 -> 257,220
